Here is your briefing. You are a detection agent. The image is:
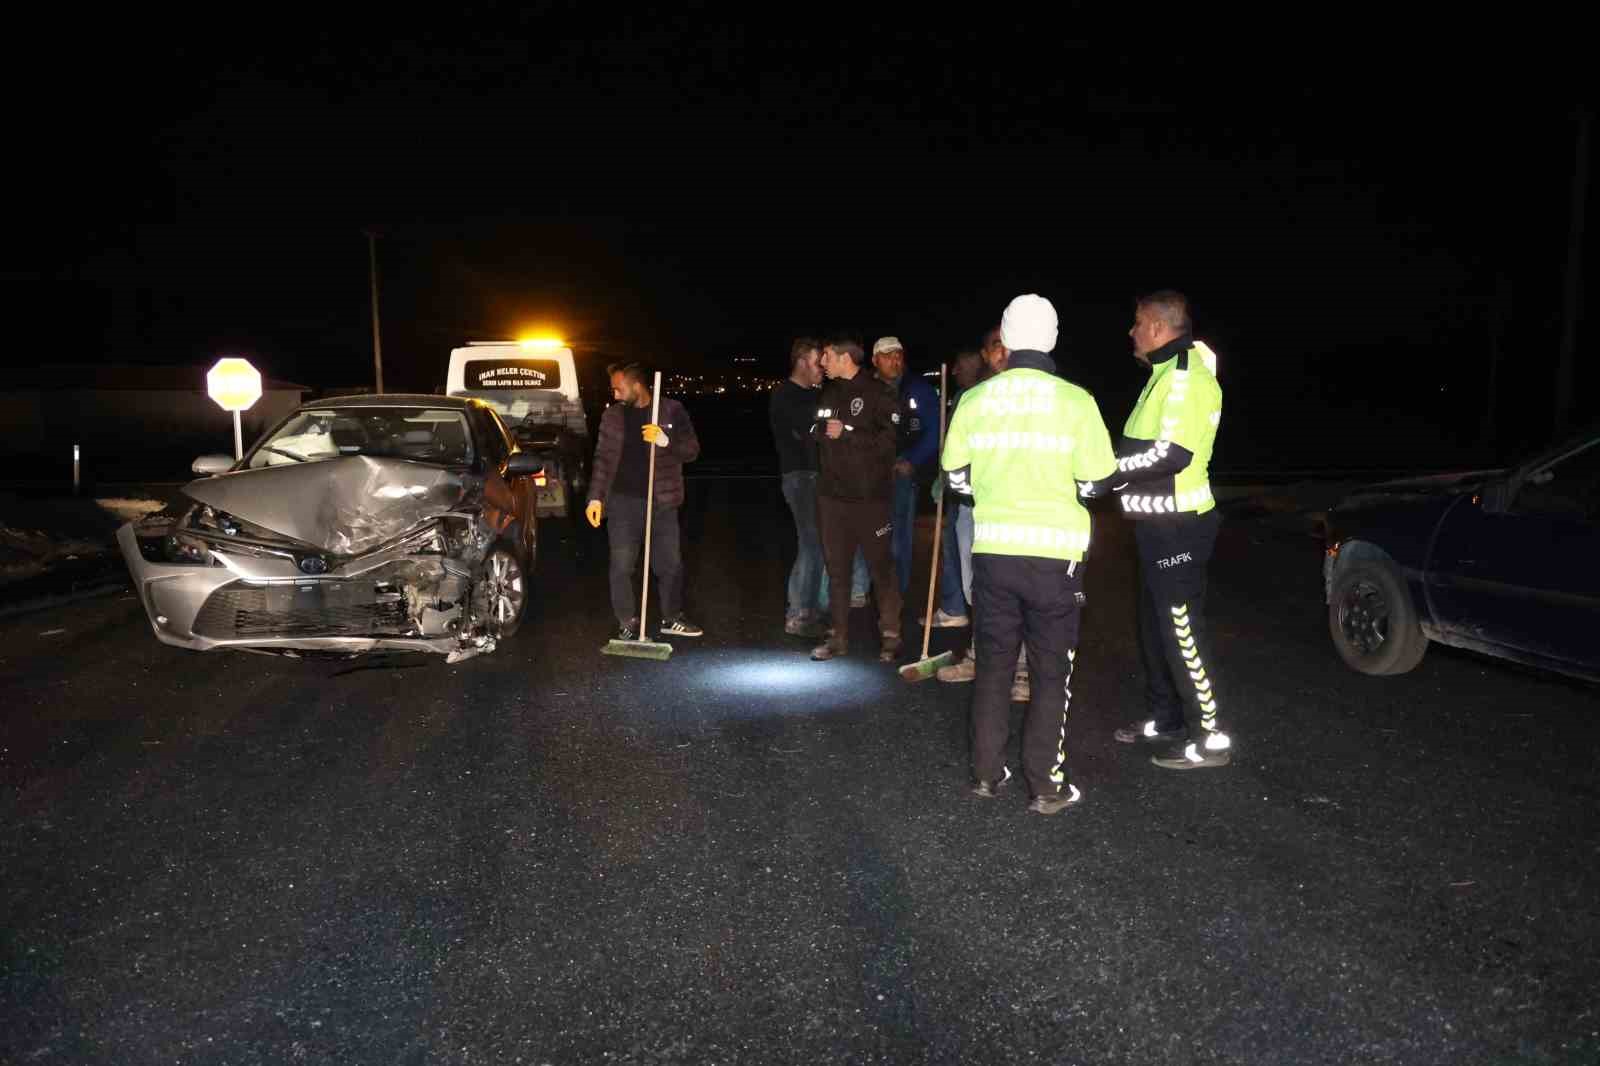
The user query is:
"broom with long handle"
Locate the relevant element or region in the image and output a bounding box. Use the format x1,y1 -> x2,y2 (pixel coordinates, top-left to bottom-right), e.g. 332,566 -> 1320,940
900,362 -> 955,682
601,370 -> 673,660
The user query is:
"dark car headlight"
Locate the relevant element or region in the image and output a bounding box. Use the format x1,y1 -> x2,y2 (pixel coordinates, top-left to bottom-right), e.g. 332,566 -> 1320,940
188,504 -> 261,538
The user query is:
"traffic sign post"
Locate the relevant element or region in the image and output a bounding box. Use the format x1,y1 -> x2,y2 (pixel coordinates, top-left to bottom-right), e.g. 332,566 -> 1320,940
207,358 -> 263,461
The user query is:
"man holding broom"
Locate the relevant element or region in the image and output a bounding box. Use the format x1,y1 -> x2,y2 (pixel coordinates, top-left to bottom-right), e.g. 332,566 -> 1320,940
585,362 -> 704,642
941,295 -> 1117,815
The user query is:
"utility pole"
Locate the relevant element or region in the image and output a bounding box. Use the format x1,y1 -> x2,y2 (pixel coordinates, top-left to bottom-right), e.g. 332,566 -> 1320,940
1554,110 -> 1589,438
365,227 -> 385,393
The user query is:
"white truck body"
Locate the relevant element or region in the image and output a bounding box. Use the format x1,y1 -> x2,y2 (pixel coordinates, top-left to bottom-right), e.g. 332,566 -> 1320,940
446,343 -> 589,517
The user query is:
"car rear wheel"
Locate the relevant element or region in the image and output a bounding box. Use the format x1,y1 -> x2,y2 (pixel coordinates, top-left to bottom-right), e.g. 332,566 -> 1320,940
1329,560 -> 1427,675
474,546 -> 526,640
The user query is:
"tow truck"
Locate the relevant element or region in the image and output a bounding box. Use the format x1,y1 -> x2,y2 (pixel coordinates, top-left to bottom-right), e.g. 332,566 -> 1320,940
446,340 -> 589,519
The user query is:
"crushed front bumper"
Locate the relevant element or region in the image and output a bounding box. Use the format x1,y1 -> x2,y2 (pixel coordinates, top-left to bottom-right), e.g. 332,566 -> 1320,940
117,523 -> 481,655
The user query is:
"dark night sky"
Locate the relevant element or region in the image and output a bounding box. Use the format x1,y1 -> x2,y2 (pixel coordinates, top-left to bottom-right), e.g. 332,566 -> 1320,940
10,7 -> 1597,465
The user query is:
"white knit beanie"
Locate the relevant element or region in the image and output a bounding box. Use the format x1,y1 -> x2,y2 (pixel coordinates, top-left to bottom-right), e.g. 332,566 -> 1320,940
1000,294 -> 1058,353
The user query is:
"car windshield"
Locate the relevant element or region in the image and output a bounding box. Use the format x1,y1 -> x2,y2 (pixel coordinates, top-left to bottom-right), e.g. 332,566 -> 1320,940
248,407 -> 474,469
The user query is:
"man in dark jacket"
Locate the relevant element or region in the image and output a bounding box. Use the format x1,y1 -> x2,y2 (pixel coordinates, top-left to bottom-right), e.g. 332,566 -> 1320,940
871,336 -> 941,596
810,335 -> 902,662
585,362 -> 703,640
770,337 -> 829,637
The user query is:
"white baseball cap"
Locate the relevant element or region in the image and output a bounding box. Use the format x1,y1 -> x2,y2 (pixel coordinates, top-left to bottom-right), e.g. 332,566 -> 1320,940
872,336 -> 905,356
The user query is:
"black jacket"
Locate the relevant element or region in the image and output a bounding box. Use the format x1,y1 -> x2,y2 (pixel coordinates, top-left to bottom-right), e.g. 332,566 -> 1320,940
811,370 -> 898,501
769,380 -> 819,474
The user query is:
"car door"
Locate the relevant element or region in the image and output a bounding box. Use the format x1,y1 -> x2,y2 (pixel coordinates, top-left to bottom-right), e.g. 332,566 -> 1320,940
467,407 -> 520,538
1425,436 -> 1600,669
483,408 -> 537,555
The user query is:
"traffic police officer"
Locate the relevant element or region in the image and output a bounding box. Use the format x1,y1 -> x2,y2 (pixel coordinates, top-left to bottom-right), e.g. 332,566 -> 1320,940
1088,290 -> 1232,769
943,295 -> 1118,814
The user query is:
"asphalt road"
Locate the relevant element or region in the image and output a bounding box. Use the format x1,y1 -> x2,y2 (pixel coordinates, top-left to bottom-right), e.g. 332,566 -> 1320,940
3,479 -> 1597,1065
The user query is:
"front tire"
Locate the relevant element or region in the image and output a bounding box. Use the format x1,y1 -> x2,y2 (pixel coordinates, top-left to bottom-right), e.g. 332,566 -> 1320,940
1329,560 -> 1427,675
474,546 -> 527,640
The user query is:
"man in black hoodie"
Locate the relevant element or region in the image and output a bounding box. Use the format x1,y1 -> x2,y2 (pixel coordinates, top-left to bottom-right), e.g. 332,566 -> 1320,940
810,334 -> 902,662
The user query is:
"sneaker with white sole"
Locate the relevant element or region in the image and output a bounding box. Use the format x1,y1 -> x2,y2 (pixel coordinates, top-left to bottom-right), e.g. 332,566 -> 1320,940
1114,719 -> 1188,745
1027,783 -> 1083,815
659,617 -> 703,638
933,609 -> 970,628
1010,678 -> 1031,703
970,765 -> 1012,798
1151,734 -> 1233,770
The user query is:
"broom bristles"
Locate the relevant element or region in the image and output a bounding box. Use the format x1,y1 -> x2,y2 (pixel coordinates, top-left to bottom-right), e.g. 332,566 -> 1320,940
898,649 -> 954,682
601,639 -> 674,661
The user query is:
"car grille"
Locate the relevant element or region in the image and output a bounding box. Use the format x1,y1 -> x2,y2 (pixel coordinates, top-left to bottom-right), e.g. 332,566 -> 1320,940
193,583 -> 413,639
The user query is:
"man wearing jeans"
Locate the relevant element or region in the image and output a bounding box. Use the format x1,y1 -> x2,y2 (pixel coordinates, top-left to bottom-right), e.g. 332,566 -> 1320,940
770,337 -> 828,636
942,295 -> 1118,814
934,347 -> 985,628
872,337 -> 940,597
585,362 -> 703,640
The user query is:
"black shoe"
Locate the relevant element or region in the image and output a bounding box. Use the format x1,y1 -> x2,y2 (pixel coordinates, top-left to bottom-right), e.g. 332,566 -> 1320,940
616,618 -> 640,641
1027,784 -> 1083,815
1151,738 -> 1233,769
970,766 -> 1012,798
660,616 -> 703,638
1113,719 -> 1187,745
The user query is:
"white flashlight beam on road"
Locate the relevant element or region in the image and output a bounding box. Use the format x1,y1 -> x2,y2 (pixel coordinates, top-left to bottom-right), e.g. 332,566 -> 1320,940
207,357 -> 263,461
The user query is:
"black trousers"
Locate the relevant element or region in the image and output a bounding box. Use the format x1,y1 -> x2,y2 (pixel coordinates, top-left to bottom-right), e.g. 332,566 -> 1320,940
971,553 -> 1085,798
817,495 -> 901,647
1134,510 -> 1226,739
606,495 -> 683,626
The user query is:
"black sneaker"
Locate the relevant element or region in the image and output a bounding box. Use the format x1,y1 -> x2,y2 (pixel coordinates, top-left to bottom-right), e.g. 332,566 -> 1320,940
660,617 -> 703,638
1151,739 -> 1233,770
970,766 -> 1012,798
1113,719 -> 1187,745
1027,784 -> 1083,815
616,618 -> 640,641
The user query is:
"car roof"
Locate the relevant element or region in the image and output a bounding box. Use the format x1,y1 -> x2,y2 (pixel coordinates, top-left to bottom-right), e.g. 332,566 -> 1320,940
298,393 -> 482,411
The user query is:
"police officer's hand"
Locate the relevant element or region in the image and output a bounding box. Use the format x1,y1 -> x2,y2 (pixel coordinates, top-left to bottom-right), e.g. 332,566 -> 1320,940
642,424 -> 670,447
894,459 -> 913,478
585,500 -> 604,528
825,419 -> 844,439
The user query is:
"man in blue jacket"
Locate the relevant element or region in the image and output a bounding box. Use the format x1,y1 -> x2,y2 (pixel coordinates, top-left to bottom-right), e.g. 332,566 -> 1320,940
872,336 -> 940,596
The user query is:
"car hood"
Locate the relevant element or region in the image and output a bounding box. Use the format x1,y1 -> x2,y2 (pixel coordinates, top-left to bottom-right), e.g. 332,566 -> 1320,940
182,456 -> 478,555
1337,467 -> 1505,509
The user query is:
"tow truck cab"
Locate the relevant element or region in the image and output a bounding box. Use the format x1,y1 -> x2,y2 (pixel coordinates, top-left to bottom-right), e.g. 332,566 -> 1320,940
446,342 -> 589,518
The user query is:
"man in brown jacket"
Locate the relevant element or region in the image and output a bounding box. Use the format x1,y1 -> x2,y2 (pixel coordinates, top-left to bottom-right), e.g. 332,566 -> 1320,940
585,362 -> 703,640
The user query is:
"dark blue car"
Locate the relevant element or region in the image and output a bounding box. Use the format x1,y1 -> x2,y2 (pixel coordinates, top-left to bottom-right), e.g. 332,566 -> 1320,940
1323,428 -> 1600,682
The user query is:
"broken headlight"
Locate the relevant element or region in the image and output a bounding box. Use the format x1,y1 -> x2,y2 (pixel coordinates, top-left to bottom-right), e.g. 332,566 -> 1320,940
163,531 -> 215,565
188,504 -> 275,539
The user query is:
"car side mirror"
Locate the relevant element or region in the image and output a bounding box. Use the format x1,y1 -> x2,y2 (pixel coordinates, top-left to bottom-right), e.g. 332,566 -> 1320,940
505,452 -> 545,478
192,454 -> 235,476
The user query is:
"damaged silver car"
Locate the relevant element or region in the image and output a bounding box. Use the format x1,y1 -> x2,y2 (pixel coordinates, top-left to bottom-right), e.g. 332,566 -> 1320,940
118,395 -> 541,661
